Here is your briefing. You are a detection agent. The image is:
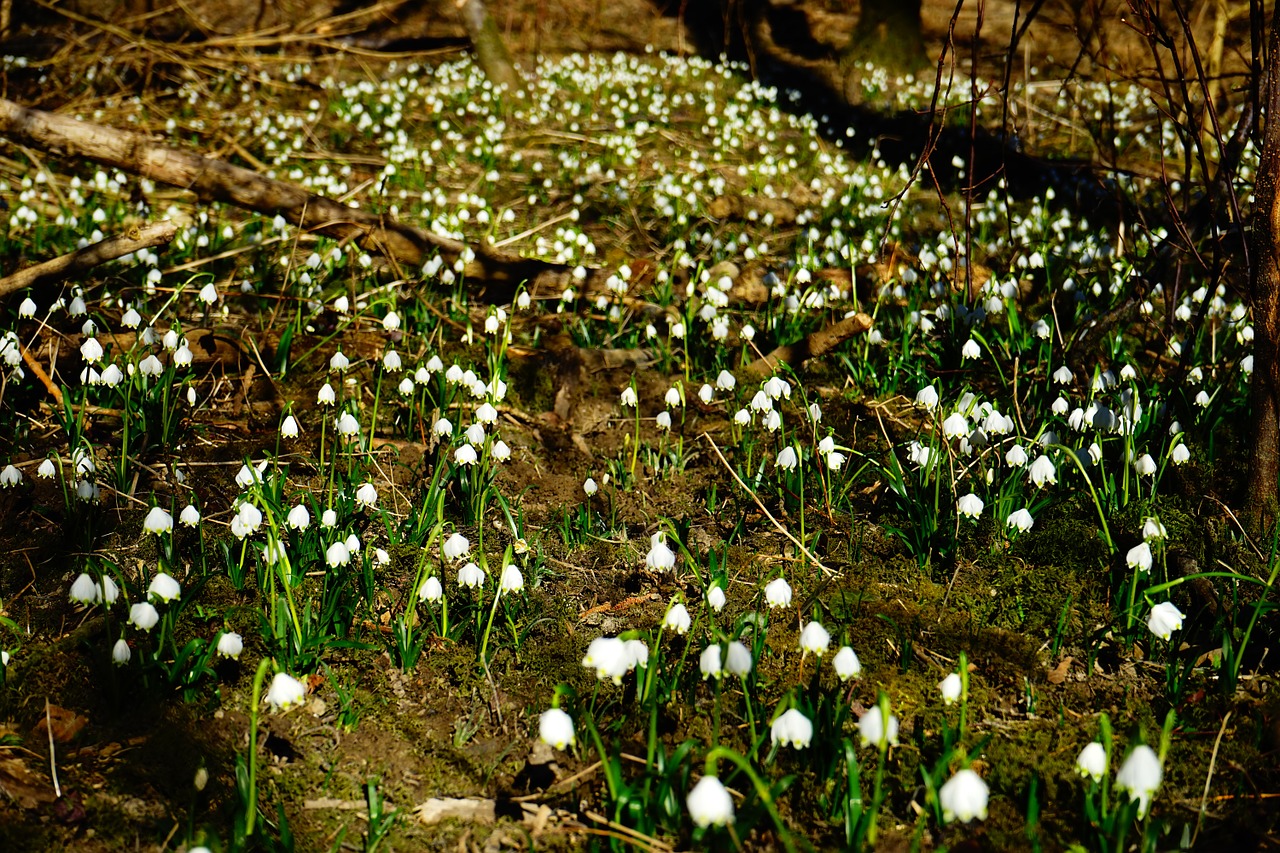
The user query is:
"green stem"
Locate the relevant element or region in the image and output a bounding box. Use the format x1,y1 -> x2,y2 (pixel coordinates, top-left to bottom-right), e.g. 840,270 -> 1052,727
703,746 -> 797,853
245,658 -> 272,838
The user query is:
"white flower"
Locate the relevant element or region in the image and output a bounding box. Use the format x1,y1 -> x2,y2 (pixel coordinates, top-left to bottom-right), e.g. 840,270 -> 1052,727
355,482 -> 378,507
938,673 -> 962,705
699,644 -> 724,679
1142,517 -> 1168,541
764,410 -> 782,432
725,641 -> 753,675
961,338 -> 981,360
325,541 -> 350,568
1006,444 -> 1028,467
317,383 -> 336,405
329,350 -> 350,372
1171,443 -> 1190,465
375,548 -> 391,566
939,768 -> 989,823
280,415 -> 299,438
37,458 -> 56,479
664,385 -> 683,408
216,631 -> 243,659
1076,742 -> 1107,783
915,385 -> 940,410
625,639 -> 650,671
0,464 -> 20,488
770,708 -> 813,749
776,446 -> 799,471
112,638 -> 131,665
1006,508 -> 1034,532
656,411 -> 672,431
198,282 -> 218,304
335,412 -> 360,437
858,705 -> 899,747
799,620 -> 830,657
663,602 -> 692,634
457,561 -> 485,588
583,637 -> 631,683
129,602 -> 160,632
1115,745 -> 1162,817
445,527 -> 476,560
1147,601 -> 1184,640
476,402 -> 498,424
432,418 -> 453,438
18,297 -> 37,318
284,504 -> 309,531
236,502 -> 262,535
707,584 -> 726,612
620,386 -> 638,408
1053,365 -> 1074,384
1029,455 -> 1056,486
1126,542 -> 1153,573
699,384 -> 714,403
148,573 -> 181,603
321,509 -> 337,528
1134,453 -> 1157,476
139,354 -> 163,377
646,532 -> 676,572
492,440 -> 511,461
583,477 -> 598,496
687,776 -> 734,828
143,506 -> 173,535
180,504 -> 201,527
942,413 -> 969,439
80,337 -> 104,363
715,370 -> 736,391
500,562 -> 524,593
69,573 -> 99,605
539,708 -> 575,750
418,576 -> 443,602
383,310 -> 401,332
454,444 -> 478,465
833,646 -> 862,681
764,577 -> 792,608
264,672 -> 306,712
957,493 -> 984,519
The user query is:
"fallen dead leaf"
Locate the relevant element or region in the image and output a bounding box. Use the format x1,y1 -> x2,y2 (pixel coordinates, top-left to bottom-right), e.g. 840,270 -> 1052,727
0,756 -> 55,808
33,705 -> 88,744
1047,657 -> 1074,685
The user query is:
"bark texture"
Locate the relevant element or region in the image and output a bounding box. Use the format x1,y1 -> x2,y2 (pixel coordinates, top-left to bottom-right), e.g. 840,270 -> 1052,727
1246,2 -> 1280,528
842,0 -> 927,78
457,0 -> 524,93
0,220 -> 176,298
0,97 -> 586,301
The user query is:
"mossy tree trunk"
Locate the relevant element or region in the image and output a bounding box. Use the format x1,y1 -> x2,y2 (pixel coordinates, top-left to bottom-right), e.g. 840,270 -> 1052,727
841,0 -> 926,74
457,0 -> 524,94
1247,2 -> 1280,530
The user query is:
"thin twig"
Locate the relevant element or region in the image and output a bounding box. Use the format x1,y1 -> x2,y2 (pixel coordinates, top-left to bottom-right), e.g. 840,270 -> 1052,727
699,432 -> 835,576
1192,710 -> 1231,845
45,698 -> 61,799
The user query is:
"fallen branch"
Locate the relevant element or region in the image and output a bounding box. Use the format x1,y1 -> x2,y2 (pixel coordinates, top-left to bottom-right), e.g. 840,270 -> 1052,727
742,311 -> 873,381
0,98 -> 589,301
0,220 -> 177,299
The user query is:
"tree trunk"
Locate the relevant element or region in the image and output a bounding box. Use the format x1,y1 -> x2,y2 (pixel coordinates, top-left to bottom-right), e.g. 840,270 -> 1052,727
841,0 -> 927,78
0,97 -> 582,301
457,0 -> 524,93
1246,3 -> 1280,530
